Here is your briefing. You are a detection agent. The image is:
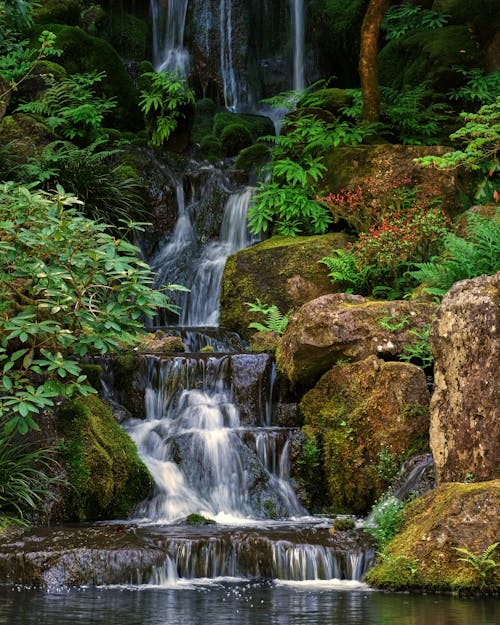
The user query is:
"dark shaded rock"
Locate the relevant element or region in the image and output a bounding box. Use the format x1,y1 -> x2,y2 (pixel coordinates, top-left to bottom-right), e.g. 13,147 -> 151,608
429,272 -> 500,484
278,294 -> 436,388
300,356 -> 430,515
220,233 -> 351,339
230,353 -> 274,425
366,480 -> 500,594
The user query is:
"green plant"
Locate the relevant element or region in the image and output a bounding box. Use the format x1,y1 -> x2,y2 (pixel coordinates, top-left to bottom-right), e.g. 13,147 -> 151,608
381,3 -> 449,40
453,542 -> 499,589
448,68 -> 500,105
0,182 -> 181,434
0,432 -> 59,523
246,299 -> 289,334
248,92 -> 376,236
332,517 -> 355,532
17,71 -> 116,141
400,324 -> 433,369
139,70 -> 195,147
364,495 -> 405,549
379,311 -> 410,332
21,140 -> 146,223
410,210 -> 500,298
376,447 -> 401,484
416,98 -> 499,203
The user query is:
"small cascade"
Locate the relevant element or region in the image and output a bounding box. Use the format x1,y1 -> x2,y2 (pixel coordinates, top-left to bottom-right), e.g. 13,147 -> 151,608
124,354 -> 306,523
151,0 -> 190,75
181,187 -> 257,326
290,0 -> 305,91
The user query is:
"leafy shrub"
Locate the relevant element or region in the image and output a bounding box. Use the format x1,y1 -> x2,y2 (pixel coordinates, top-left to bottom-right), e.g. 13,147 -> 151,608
139,70 -> 195,147
17,70 -> 116,141
381,3 -> 449,40
400,324 -> 433,369
364,495 -> 405,549
21,139 -> 146,223
448,68 -> 500,105
245,299 -> 289,334
0,182 -> 179,434
220,123 -> 253,156
409,210 -> 500,298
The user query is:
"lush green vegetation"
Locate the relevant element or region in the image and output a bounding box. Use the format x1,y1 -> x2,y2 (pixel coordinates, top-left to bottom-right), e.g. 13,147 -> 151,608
245,299 -> 289,335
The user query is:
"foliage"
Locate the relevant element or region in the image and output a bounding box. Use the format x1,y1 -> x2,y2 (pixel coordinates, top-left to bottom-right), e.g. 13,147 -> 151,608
400,324 -> 433,369
381,84 -> 451,145
16,70 -> 116,141
21,140 -> 146,223
381,3 -> 449,40
0,431 -> 59,522
453,542 -> 499,589
0,182 -> 180,434
409,210 -> 500,298
376,447 -> 401,485
139,70 -> 195,147
246,299 -> 289,335
364,495 -> 405,549
248,89 -> 376,236
220,123 -> 253,156
320,185 -> 450,297
416,98 -> 499,203
332,517 -> 356,532
448,68 -> 500,105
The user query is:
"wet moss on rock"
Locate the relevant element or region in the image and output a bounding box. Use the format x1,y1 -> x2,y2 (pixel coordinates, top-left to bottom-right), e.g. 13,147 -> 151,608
366,480 -> 500,595
58,395 -> 152,522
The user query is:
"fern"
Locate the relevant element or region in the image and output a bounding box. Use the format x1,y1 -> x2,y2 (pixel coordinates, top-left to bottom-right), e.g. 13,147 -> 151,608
448,68 -> 500,105
246,299 -> 289,334
382,4 -> 448,40
320,249 -> 370,293
410,210 -> 500,297
453,542 -> 499,588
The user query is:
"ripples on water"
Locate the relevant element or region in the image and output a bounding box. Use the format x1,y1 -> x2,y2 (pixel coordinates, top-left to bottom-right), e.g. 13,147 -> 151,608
0,583 -> 497,625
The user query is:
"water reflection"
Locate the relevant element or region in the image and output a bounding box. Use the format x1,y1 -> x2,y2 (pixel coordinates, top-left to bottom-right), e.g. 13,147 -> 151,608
0,584 -> 497,625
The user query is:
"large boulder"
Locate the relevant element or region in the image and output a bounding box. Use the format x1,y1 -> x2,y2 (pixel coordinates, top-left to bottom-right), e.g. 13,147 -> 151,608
220,233 -> 351,338
300,356 -> 430,515
430,272 -> 500,484
366,480 -> 500,594
278,294 -> 436,388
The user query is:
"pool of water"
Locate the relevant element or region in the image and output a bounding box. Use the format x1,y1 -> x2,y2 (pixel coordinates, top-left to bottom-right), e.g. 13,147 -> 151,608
0,581 -> 497,625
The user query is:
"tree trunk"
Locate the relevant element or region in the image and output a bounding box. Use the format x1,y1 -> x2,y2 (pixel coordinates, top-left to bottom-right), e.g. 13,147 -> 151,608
359,0 -> 390,122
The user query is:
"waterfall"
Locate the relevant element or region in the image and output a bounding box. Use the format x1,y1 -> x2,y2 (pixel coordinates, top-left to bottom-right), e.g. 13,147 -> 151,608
219,0 -> 240,110
151,0 -> 190,75
124,354 -> 306,523
290,0 -> 305,91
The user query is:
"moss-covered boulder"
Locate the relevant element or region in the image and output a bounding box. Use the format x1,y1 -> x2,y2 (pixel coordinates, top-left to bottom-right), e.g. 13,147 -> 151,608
300,356 -> 430,515
220,233 -> 351,338
366,480 -> 500,594
430,272 -> 500,484
58,395 -> 152,522
31,24 -> 142,130
0,113 -> 52,164
220,123 -> 253,156
278,294 -> 436,388
213,111 -> 275,142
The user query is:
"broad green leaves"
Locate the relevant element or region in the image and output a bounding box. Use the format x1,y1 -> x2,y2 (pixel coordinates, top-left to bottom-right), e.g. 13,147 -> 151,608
0,182 -> 179,434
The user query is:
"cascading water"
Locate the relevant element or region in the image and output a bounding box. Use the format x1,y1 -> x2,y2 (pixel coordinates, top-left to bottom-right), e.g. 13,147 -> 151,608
290,0 -> 305,91
219,0 -> 241,110
151,0 -> 190,75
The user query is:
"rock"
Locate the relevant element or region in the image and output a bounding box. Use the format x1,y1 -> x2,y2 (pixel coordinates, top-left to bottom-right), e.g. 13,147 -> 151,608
300,356 -> 430,515
429,272 -> 500,484
278,294 -> 436,388
230,353 -> 274,425
57,395 -> 152,521
220,233 -> 351,338
138,331 -> 186,353
366,480 -> 500,594
249,330 -> 280,354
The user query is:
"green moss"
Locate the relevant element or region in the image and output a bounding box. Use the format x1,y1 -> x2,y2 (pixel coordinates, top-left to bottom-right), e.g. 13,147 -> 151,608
213,111 -> 274,142
220,123 -> 253,157
58,395 -> 151,522
185,513 -> 216,526
235,143 -> 270,172
33,0 -> 81,25
78,363 -> 103,392
199,134 -> 221,161
101,12 -> 148,60
30,24 -> 142,130
366,481 -> 500,594
191,99 -> 217,145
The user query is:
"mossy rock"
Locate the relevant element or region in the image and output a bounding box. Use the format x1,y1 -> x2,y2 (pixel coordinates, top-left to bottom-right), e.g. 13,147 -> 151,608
213,111 -> 275,142
99,12 -> 148,60
199,134 -> 222,161
220,233 -> 351,339
58,395 -> 152,522
432,0 -> 500,45
366,480 -> 500,594
235,143 -> 270,172
191,98 -> 217,145
379,25 -> 478,90
0,114 -> 52,168
30,24 -> 142,130
33,0 -> 81,25
220,123 -> 253,156
300,356 -> 430,515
